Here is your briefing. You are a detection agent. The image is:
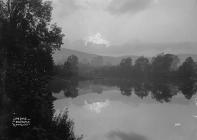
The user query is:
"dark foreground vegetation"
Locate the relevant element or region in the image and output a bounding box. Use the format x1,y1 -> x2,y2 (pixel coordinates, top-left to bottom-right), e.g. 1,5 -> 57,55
0,0 -> 82,140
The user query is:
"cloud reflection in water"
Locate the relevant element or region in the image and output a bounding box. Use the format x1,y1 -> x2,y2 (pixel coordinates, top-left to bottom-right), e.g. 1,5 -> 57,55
84,100 -> 110,114
107,131 -> 147,140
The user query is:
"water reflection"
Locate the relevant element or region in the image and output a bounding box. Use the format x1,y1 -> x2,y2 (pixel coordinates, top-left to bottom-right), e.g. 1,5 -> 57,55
107,131 -> 147,140
51,77 -> 197,140
84,100 -> 110,114
49,77 -> 79,98
53,89 -> 197,140
51,78 -> 197,102
178,79 -> 197,100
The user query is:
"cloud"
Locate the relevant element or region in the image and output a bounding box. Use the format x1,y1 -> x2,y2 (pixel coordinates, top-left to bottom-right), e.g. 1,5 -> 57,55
106,0 -> 154,15
107,131 -> 148,140
85,33 -> 110,47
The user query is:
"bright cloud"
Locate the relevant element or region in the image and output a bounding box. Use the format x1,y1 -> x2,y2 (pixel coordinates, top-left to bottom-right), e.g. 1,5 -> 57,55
85,33 -> 110,47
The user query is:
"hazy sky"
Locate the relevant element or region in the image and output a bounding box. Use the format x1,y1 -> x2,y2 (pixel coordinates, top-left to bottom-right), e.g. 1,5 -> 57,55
51,0 -> 197,47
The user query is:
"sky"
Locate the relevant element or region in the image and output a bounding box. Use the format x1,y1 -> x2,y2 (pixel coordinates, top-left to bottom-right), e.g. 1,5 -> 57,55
51,0 -> 197,55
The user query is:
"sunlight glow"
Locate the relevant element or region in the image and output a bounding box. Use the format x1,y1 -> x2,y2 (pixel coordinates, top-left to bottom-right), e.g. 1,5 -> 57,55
84,100 -> 110,113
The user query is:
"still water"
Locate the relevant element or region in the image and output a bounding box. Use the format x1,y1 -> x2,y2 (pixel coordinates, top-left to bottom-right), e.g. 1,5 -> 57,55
53,80 -> 197,140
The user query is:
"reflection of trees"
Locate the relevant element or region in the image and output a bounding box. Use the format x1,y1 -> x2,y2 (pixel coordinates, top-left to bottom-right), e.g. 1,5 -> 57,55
178,79 -> 197,99
134,82 -> 149,99
48,78 -> 68,93
91,85 -> 103,94
49,78 -> 79,98
51,77 -> 197,102
118,81 -> 132,96
114,78 -> 197,102
150,82 -> 178,103
63,79 -> 79,98
177,57 -> 197,99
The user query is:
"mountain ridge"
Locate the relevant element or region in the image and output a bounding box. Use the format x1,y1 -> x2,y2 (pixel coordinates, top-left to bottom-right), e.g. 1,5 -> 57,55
53,48 -> 197,65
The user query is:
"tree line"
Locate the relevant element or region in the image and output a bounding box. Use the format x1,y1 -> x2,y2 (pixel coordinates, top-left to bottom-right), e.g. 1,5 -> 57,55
93,54 -> 197,82
54,53 -> 197,83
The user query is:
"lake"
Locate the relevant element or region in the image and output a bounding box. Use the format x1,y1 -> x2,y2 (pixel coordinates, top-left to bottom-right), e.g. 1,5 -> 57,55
53,80 -> 197,140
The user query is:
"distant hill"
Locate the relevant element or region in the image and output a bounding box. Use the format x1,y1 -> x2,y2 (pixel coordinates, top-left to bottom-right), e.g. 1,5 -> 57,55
53,48 -> 138,65
62,40 -> 197,56
53,48 -> 197,66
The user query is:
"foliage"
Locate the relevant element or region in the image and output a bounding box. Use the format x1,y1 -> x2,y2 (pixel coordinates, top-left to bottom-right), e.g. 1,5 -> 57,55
151,53 -> 179,79
0,0 -> 79,140
178,57 -> 197,80
64,55 -> 79,77
52,110 -> 83,140
133,56 -> 150,79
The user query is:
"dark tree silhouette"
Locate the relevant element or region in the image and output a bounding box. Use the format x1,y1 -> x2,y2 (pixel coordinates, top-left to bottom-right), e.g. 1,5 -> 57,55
177,57 -> 197,99
119,57 -> 132,78
151,53 -> 179,80
0,0 -> 80,140
64,55 -> 79,78
118,80 -> 133,96
63,78 -> 79,98
133,56 -> 150,80
178,57 -> 197,80
134,82 -> 149,99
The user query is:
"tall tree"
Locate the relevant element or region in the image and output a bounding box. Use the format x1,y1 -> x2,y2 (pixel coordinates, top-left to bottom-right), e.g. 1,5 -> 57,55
0,0 -> 63,100
151,54 -> 179,79
0,1 -> 81,140
178,57 -> 197,80
119,57 -> 132,78
133,56 -> 150,79
64,55 -> 79,77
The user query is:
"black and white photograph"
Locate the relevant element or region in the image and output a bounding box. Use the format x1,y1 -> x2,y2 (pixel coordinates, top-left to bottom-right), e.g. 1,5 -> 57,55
1,0 -> 197,140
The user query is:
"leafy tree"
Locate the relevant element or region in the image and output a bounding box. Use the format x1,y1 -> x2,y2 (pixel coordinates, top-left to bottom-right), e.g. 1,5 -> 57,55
0,0 -> 80,140
120,57 -> 132,68
178,57 -> 197,80
52,110 -> 83,140
133,56 -> 150,79
119,57 -> 132,78
0,0 -> 63,101
151,54 -> 179,79
64,55 -> 79,77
